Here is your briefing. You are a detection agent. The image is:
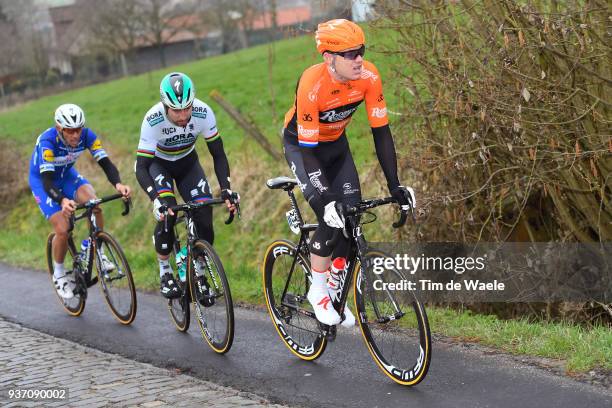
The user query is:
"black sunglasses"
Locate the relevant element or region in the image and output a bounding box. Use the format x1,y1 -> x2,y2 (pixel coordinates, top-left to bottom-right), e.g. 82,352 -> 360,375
332,45 -> 366,60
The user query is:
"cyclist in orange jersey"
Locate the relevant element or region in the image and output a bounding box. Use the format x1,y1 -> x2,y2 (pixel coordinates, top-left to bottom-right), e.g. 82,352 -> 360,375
282,19 -> 416,326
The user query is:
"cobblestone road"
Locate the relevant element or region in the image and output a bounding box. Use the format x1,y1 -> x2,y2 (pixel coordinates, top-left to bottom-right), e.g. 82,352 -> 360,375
0,318 -> 288,407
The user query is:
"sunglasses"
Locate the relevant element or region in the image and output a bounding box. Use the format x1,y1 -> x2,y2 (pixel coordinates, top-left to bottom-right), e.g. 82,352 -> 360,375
332,45 -> 366,60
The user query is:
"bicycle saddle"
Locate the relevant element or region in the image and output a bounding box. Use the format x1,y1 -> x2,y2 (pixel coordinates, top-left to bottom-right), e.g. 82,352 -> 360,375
266,177 -> 298,191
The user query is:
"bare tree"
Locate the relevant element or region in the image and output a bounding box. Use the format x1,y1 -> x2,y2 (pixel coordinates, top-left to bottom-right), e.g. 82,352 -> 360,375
83,0 -> 144,76
138,0 -> 199,68
1,0 -> 52,86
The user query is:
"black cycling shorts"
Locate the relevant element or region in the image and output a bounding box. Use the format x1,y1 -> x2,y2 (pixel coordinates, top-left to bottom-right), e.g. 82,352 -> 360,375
283,130 -> 361,257
149,151 -> 213,255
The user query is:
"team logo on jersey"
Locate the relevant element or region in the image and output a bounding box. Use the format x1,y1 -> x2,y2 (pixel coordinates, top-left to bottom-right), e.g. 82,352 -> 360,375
320,107 -> 358,123
298,125 -> 318,138
361,68 -> 378,81
302,113 -> 313,122
377,93 -> 384,102
42,149 -> 55,162
192,106 -> 207,119
147,111 -> 164,126
91,139 -> 103,150
371,107 -> 387,118
331,89 -> 340,95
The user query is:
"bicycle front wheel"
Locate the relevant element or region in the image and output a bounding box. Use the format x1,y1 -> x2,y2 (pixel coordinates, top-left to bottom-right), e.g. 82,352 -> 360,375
188,240 -> 234,354
46,233 -> 86,316
167,249 -> 190,332
95,231 -> 137,325
354,252 -> 431,386
262,240 -> 327,361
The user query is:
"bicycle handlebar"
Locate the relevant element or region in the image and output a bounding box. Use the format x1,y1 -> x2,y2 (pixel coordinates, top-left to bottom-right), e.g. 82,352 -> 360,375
75,193 -> 131,215
324,196 -> 414,247
160,194 -> 240,231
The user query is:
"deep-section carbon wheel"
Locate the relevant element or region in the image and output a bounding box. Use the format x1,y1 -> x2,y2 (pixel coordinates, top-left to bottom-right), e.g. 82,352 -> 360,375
262,240 -> 327,361
354,251 -> 431,386
46,233 -> 86,316
188,240 -> 234,354
95,231 -> 137,325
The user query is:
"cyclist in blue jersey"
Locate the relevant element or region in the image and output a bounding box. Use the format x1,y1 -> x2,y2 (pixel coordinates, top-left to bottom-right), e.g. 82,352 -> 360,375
29,104 -> 131,299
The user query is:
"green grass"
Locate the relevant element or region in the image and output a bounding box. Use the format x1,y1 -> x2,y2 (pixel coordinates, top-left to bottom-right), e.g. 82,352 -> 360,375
0,30 -> 609,375
428,307 -> 611,372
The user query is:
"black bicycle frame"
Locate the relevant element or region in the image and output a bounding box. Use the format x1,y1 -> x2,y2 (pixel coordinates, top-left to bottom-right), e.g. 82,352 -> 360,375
279,189 -> 407,326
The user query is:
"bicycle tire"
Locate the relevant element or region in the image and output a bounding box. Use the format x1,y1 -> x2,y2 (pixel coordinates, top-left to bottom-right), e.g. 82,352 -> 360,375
167,248 -> 190,332
46,233 -> 86,316
188,240 -> 234,354
262,240 -> 327,361
354,251 -> 431,386
94,231 -> 137,325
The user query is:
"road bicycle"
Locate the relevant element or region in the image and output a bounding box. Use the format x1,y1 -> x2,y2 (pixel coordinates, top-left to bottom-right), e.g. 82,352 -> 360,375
161,196 -> 239,354
262,177 -> 431,386
45,193 -> 136,325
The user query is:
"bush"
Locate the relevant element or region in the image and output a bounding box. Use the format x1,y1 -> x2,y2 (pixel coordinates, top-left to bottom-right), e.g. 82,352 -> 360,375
375,0 -> 610,243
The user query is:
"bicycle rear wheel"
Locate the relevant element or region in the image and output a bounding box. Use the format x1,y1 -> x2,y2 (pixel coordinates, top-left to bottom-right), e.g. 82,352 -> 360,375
95,231 -> 137,325
354,251 -> 431,386
188,240 -> 234,354
262,240 -> 327,361
46,233 -> 86,316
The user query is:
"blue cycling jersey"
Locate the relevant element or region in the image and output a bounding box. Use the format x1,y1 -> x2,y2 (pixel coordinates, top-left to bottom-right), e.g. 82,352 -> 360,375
29,127 -> 108,179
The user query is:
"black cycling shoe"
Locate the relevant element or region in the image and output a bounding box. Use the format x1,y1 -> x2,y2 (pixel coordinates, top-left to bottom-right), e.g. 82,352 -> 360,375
195,275 -> 215,307
160,273 -> 181,299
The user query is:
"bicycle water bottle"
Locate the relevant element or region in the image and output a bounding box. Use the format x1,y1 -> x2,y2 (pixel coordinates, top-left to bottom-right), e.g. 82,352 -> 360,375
175,246 -> 188,282
79,239 -> 90,267
328,257 -> 346,302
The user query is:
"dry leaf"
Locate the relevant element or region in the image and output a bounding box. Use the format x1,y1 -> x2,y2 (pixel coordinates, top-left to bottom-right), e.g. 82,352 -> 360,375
480,109 -> 486,121
504,33 -> 509,48
541,70 -> 546,79
575,140 -> 581,156
518,30 -> 526,46
590,158 -> 598,178
529,147 -> 536,160
521,88 -> 531,102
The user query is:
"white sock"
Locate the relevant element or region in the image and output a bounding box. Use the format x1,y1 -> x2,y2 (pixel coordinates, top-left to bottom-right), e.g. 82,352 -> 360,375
53,261 -> 65,279
159,259 -> 171,277
310,267 -> 328,291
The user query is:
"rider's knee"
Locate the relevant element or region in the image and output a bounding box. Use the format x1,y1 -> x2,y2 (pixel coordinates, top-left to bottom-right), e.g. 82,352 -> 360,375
153,233 -> 173,256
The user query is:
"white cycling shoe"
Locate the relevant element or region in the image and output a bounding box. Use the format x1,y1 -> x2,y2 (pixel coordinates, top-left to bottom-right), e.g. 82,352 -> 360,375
339,305 -> 355,327
307,285 -> 341,326
99,254 -> 115,273
54,274 -> 75,299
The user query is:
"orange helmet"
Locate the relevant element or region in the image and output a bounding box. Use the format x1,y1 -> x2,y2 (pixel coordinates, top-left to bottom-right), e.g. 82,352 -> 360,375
315,19 -> 365,54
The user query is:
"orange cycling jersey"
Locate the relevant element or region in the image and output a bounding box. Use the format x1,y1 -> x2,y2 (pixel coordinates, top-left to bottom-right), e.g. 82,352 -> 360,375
284,60 -> 388,147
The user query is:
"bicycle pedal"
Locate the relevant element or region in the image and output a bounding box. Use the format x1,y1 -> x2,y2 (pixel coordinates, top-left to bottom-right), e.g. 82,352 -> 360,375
322,325 -> 337,342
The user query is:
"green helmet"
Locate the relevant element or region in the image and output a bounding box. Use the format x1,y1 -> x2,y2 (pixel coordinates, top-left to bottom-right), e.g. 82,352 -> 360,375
160,72 -> 195,109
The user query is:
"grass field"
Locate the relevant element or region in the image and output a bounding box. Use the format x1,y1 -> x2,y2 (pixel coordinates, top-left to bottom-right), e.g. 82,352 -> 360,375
0,29 -> 609,374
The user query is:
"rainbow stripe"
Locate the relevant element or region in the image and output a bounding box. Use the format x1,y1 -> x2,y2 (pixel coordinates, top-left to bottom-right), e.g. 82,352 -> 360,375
156,142 -> 195,156
205,132 -> 220,143
157,188 -> 175,198
137,149 -> 155,158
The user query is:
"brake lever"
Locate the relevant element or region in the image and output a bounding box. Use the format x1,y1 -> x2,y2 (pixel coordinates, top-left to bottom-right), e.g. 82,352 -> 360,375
121,197 -> 132,216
